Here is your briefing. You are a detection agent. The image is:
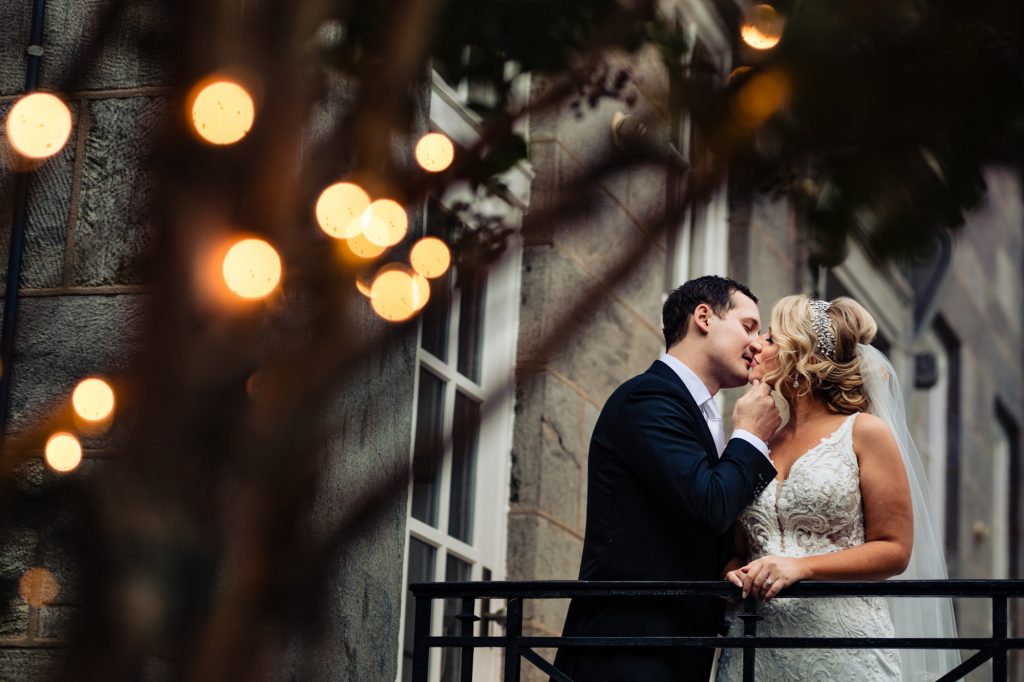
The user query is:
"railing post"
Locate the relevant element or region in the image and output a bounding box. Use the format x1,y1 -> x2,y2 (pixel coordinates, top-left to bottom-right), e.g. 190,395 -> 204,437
412,594 -> 432,682
459,596 -> 476,682
738,596 -> 761,682
993,595 -> 1007,681
503,597 -> 523,681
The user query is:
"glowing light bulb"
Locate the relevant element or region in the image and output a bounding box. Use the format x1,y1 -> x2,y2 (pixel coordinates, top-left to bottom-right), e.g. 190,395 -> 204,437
410,237 -> 451,279
5,93 -> 73,159
19,568 -> 59,608
316,182 -> 370,239
415,132 -> 455,172
741,4 -> 784,50
190,79 -> 255,145
222,238 -> 282,299
370,268 -> 430,322
72,377 -> 115,422
45,432 -> 82,473
361,262 -> 405,296
343,232 -> 387,260
363,199 -> 408,247
733,70 -> 790,128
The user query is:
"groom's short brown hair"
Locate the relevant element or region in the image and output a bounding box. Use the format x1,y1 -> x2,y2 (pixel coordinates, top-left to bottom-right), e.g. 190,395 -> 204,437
662,276 -> 757,350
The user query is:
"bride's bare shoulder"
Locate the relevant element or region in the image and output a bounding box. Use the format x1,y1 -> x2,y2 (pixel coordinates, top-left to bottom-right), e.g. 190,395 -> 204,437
851,413 -> 899,460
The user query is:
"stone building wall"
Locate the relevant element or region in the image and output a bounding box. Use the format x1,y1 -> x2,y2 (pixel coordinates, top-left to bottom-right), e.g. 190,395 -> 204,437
0,2 -> 415,680
927,167 -> 1024,676
0,1 -> 166,676
510,45 -> 673,676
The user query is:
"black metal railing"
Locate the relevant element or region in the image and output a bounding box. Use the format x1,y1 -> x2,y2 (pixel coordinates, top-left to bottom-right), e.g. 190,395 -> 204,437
409,580 -> 1024,681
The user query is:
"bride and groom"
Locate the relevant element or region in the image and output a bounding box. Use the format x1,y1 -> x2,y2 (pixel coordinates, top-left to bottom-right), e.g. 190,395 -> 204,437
552,276 -> 958,681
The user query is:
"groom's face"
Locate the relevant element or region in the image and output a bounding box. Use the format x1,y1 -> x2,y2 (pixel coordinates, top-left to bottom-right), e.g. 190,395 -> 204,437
706,292 -> 763,389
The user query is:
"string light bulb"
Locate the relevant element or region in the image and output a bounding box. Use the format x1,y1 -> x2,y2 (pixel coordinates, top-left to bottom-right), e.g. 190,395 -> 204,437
369,268 -> 429,322
19,568 -> 59,608
343,232 -> 387,261
415,132 -> 455,172
741,4 -> 784,50
45,432 -> 82,473
221,237 -> 282,299
316,182 -> 370,239
5,93 -> 73,159
363,199 -> 408,247
410,237 -> 451,279
72,377 -> 115,422
189,79 -> 255,145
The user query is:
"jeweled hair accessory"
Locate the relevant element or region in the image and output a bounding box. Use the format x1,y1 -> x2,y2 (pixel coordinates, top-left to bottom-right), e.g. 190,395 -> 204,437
808,299 -> 836,360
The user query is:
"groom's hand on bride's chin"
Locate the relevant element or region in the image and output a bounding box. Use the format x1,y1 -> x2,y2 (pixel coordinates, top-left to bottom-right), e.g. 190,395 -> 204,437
732,379 -> 782,441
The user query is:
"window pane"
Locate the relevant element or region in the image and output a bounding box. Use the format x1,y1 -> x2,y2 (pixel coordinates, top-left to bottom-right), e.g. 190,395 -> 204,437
411,369 -> 445,526
421,203 -> 452,361
402,539 -> 437,682
448,392 -> 480,542
440,555 -> 473,682
456,264 -> 486,383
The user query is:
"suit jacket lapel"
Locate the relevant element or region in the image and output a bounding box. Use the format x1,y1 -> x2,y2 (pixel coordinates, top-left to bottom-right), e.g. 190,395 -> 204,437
647,361 -> 719,466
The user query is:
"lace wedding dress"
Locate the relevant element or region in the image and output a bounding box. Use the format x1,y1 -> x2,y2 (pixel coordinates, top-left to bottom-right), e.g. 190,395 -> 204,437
715,413 -> 902,681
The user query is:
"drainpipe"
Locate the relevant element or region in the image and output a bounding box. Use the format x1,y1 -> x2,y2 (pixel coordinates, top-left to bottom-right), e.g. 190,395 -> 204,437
0,0 -> 49,439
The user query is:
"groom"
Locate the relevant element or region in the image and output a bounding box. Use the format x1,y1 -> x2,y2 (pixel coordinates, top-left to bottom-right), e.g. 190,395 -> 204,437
552,276 -> 780,681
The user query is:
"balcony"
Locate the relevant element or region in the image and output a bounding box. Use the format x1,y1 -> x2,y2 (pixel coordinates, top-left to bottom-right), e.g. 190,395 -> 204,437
409,580 -> 1024,681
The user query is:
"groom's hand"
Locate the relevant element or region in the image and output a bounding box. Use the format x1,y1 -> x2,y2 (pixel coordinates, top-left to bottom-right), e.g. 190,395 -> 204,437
732,379 -> 781,442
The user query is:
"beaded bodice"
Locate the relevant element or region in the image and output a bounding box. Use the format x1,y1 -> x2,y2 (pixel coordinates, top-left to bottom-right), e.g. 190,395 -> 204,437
740,412 -> 863,560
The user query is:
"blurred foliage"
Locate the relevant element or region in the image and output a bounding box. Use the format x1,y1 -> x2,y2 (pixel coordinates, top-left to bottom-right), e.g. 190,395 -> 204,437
724,0 -> 1024,260
4,1 -> 1024,679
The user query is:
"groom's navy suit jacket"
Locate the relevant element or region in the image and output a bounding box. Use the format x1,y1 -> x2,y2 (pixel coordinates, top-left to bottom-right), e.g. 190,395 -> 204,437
553,361 -> 777,681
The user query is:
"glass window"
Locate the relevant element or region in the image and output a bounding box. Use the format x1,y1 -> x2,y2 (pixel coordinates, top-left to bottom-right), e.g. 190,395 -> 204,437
456,266 -> 486,383
440,555 -> 473,682
448,392 -> 481,542
411,369 -> 445,526
398,71 -> 523,681
421,202 -> 454,361
401,539 -> 437,682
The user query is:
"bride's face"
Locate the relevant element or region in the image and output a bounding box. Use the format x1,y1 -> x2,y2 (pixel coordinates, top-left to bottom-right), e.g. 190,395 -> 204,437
749,330 -> 779,384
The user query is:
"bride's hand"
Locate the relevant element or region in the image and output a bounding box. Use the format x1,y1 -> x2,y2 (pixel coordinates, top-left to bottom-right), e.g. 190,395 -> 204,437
724,567 -> 746,601
738,556 -> 807,601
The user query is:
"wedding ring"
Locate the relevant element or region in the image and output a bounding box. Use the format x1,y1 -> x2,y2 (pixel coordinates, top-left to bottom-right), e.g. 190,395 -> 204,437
764,578 -> 774,587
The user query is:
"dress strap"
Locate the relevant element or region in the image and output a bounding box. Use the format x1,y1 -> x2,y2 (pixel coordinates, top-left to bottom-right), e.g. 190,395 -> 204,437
837,412 -> 859,447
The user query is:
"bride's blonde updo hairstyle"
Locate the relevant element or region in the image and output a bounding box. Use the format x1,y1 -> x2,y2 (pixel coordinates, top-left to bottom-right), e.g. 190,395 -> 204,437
763,295 -> 878,413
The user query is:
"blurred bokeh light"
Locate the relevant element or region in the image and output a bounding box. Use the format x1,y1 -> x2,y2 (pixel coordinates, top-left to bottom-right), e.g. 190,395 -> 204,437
733,70 -> 790,128
410,237 -> 451,279
45,432 -> 83,473
190,79 -> 255,145
316,182 -> 370,239
343,232 -> 387,260
6,93 -> 73,159
222,238 -> 282,299
72,377 -> 115,422
363,199 -> 408,247
370,268 -> 430,322
415,132 -> 455,172
19,567 -> 59,608
741,4 -> 784,50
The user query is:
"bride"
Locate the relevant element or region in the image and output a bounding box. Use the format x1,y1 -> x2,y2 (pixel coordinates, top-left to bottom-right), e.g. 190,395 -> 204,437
715,296 -> 959,681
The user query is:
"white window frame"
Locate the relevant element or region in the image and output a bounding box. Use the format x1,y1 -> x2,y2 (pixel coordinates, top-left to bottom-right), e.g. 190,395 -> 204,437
395,71 -> 530,682
993,417 -> 1011,580
663,6 -> 731,289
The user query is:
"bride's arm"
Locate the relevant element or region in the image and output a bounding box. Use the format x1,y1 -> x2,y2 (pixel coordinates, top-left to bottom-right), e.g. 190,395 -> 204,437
740,413 -> 912,600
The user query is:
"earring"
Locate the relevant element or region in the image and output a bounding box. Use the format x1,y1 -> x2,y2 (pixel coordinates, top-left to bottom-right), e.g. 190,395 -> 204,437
791,375 -> 799,389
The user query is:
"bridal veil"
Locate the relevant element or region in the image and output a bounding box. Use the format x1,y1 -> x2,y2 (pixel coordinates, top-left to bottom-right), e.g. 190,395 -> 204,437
859,343 -> 960,680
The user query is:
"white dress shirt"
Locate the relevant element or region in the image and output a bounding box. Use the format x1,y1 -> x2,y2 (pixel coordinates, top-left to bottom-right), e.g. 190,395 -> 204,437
658,354 -> 770,460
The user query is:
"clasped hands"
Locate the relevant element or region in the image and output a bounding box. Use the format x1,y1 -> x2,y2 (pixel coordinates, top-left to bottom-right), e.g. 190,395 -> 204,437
725,555 -> 807,601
